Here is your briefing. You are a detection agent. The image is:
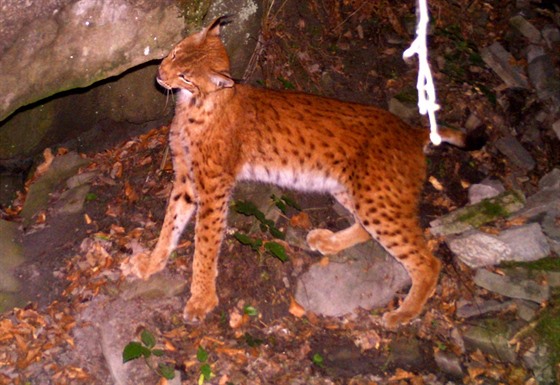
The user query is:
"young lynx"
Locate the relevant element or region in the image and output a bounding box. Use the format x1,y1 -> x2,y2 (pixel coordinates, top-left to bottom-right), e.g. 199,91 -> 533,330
122,17 -> 465,328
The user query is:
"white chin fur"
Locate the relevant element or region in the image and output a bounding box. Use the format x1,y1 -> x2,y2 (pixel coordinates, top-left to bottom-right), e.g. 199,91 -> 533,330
177,88 -> 193,102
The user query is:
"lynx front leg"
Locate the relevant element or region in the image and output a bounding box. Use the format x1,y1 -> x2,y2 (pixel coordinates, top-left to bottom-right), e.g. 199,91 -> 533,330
183,185 -> 231,322
123,174 -> 196,280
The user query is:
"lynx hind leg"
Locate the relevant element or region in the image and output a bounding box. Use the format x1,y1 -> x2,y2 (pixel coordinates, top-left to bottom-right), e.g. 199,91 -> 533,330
356,199 -> 441,329
306,191 -> 371,255
122,173 -> 196,280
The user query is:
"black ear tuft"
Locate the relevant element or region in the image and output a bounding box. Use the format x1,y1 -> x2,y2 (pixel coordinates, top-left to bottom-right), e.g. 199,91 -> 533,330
207,15 -> 234,35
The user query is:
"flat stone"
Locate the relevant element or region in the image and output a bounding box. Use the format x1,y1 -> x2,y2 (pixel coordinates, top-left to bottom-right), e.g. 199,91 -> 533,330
527,52 -> 560,102
295,253 -> 410,317
456,299 -> 514,318
509,15 -> 542,43
434,350 -> 463,378
430,190 -> 526,236
463,321 -> 517,362
54,184 -> 91,215
522,344 -> 556,385
473,269 -> 549,303
495,135 -> 536,171
517,189 -> 560,219
480,42 -> 529,89
448,231 -> 511,268
468,179 -> 505,205
538,168 -> 560,191
515,299 -> 540,321
497,223 -> 550,262
120,274 -> 188,301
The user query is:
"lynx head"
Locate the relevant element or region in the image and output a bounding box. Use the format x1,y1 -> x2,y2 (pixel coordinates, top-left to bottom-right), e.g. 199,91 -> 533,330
156,16 -> 234,97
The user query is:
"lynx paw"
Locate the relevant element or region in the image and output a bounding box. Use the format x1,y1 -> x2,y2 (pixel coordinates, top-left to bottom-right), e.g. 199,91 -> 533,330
306,229 -> 340,255
382,309 -> 416,330
120,252 -> 165,280
183,294 -> 219,323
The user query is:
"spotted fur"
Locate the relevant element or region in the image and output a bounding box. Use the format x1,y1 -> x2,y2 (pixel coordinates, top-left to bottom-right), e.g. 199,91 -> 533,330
122,17 -> 465,328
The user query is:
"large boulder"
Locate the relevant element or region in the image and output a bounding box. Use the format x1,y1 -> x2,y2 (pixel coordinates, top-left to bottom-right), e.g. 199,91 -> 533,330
0,0 -> 262,168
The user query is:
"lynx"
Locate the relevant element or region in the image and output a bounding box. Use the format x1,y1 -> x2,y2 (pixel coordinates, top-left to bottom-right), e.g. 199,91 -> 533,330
122,17 -> 465,328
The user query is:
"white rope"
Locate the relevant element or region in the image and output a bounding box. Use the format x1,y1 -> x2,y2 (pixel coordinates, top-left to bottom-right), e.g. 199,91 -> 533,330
403,0 -> 442,145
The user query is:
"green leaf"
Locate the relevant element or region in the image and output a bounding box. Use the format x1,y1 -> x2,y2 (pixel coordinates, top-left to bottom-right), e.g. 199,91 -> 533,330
85,192 -> 98,202
312,353 -> 324,367
268,225 -> 285,240
280,195 -> 301,210
243,305 -> 258,317
234,232 -> 254,245
197,346 -> 208,363
141,329 -> 156,349
122,342 -> 151,363
265,242 -> 288,262
272,194 -> 287,214
232,200 -> 260,217
158,363 -> 176,379
200,363 -> 212,381
278,76 -> 296,90
152,349 -> 165,357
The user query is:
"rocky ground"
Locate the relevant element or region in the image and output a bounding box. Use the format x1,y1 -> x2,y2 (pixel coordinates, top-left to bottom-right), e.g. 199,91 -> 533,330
1,0 -> 560,384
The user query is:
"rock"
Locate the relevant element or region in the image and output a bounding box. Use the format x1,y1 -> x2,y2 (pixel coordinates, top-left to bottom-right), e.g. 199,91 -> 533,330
473,269 -> 549,303
498,223 -> 551,262
120,274 -> 187,301
515,299 -> 540,321
434,350 -> 463,378
495,135 -> 536,171
448,231 -> 511,268
527,50 -> 560,103
430,190 -> 526,236
509,15 -> 542,43
388,98 -> 418,123
480,42 -> 530,89
542,25 -> 560,47
462,320 -> 517,363
0,0 -> 184,122
553,119 -> 560,141
553,119 -> 560,140
542,211 -> 560,255
456,299 -> 514,319
468,178 -> 505,205
20,152 -> 90,227
522,344 -> 556,385
449,223 -> 551,268
464,113 -> 483,131
388,337 -> 424,368
295,246 -> 410,317
0,220 -> 25,292
54,184 -> 91,215
517,189 -> 560,219
0,172 -> 23,206
538,168 -> 560,191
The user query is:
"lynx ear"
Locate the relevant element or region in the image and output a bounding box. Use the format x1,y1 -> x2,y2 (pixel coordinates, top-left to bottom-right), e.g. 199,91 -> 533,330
206,15 -> 233,37
209,71 -> 234,89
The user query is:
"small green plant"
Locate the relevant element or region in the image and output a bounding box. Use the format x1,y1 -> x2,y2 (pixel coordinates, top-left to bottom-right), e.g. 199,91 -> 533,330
122,329 -> 175,380
197,346 -> 214,384
243,305 -> 259,317
231,199 -> 291,262
312,353 -> 324,367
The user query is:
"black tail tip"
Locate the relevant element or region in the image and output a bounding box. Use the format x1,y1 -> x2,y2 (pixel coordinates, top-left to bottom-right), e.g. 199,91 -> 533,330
464,126 -> 488,151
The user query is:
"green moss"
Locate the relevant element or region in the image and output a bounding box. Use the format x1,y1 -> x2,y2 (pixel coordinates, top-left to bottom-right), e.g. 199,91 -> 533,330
175,0 -> 211,26
501,257 -> 560,272
458,198 -> 509,223
535,304 -> 560,372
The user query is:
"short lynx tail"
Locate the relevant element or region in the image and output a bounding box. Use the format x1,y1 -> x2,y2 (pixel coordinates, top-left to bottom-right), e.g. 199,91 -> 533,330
430,127 -> 487,150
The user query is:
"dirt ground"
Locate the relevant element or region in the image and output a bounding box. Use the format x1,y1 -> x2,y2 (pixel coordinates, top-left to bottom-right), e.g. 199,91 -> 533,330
2,0 -> 560,384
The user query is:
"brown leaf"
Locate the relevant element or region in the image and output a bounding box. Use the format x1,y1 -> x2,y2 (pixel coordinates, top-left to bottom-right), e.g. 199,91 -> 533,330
289,211 -> 312,229
288,296 -> 306,318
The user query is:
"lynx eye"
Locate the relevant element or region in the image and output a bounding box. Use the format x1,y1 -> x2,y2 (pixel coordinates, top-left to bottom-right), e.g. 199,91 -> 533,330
178,73 -> 192,85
